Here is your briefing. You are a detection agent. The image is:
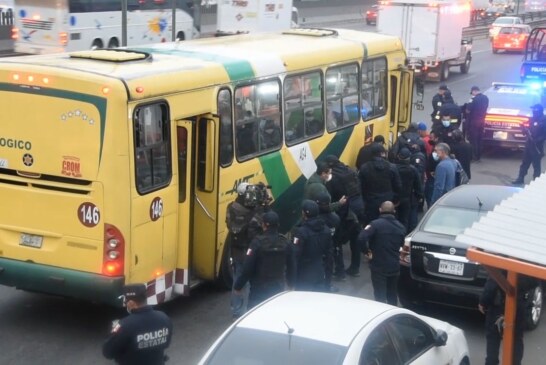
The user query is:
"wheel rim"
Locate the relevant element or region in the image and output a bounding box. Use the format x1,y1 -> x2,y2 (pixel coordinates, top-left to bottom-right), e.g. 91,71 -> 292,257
531,286 -> 543,324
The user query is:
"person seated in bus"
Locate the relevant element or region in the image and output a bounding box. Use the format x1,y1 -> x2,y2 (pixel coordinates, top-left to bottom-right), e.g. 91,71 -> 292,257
326,102 -> 342,130
304,109 -> 323,136
259,119 -> 281,150
236,113 -> 257,156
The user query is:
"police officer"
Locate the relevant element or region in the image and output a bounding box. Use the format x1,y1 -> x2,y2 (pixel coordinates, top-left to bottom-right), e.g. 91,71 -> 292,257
357,201 -> 406,306
233,211 -> 295,309
315,192 -> 342,287
479,274 -> 536,365
292,200 -> 334,292
513,104 -> 546,185
431,84 -> 451,123
464,86 -> 489,161
103,284 -> 172,365
433,109 -> 460,148
359,144 -> 402,225
226,182 -> 265,318
356,135 -> 386,170
395,148 -> 423,232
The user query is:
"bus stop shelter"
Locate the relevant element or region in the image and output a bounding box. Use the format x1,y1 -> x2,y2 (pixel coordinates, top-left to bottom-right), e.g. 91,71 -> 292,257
456,174 -> 546,365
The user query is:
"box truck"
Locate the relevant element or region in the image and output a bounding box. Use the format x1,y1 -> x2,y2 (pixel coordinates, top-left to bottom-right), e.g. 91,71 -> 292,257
377,0 -> 472,81
216,0 -> 298,35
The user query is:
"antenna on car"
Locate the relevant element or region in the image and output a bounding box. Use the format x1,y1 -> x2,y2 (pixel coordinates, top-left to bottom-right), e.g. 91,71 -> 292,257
477,196 -> 483,210
284,321 -> 295,335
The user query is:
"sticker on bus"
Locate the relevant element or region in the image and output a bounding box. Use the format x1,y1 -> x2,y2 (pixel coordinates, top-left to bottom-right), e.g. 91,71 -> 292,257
0,158 -> 7,168
150,197 -> 163,221
78,202 -> 100,227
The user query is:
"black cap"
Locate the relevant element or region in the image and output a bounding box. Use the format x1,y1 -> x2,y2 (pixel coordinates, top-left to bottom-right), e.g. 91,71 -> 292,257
373,135 -> 385,144
371,143 -> 386,156
122,284 -> 147,302
531,103 -> 543,112
398,147 -> 411,160
302,199 -> 319,218
262,211 -> 279,227
324,155 -> 339,167
470,85 -> 480,93
439,84 -> 448,91
315,191 -> 331,206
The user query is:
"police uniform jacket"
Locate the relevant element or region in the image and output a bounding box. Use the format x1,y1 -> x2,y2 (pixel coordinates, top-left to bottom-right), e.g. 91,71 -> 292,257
358,157 -> 402,202
233,229 -> 296,293
226,197 -> 263,262
357,214 -> 406,274
525,115 -> 546,156
292,217 -> 333,289
466,93 -> 489,130
103,306 -> 173,365
395,160 -> 423,204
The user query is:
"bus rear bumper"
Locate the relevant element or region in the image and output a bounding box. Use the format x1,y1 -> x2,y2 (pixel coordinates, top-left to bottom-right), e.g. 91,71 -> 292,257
0,258 -> 124,306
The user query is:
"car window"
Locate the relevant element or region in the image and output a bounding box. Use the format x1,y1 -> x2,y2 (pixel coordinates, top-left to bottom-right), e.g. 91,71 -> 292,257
385,316 -> 435,363
423,207 -> 485,236
203,327 -> 347,365
360,324 -> 401,365
499,27 -> 514,35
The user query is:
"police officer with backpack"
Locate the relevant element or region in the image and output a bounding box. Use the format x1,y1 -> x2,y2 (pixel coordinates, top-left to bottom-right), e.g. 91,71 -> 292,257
226,182 -> 267,318
315,192 -> 341,289
234,211 -> 296,309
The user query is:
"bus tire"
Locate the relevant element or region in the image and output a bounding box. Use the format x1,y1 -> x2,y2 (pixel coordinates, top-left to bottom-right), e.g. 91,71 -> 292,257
91,39 -> 104,50
216,235 -> 233,290
176,31 -> 186,41
108,38 -> 120,48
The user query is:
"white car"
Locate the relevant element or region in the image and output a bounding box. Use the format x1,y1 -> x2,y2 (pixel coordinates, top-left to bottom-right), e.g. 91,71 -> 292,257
489,16 -> 524,38
198,292 -> 470,365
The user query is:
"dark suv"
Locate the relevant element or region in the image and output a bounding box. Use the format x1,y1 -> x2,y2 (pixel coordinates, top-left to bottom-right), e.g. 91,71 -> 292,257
398,185 -> 543,329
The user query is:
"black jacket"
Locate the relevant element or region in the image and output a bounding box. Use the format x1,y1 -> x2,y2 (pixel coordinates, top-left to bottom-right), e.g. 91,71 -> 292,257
466,93 -> 489,130
103,306 -> 172,365
357,214 -> 406,274
451,141 -> 473,179
359,157 -> 402,202
396,160 -> 423,203
356,143 -> 379,170
525,115 -> 546,156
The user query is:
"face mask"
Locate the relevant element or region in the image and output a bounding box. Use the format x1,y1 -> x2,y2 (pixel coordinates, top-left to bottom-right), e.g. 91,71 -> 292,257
432,152 -> 439,161
326,174 -> 333,182
442,120 -> 451,128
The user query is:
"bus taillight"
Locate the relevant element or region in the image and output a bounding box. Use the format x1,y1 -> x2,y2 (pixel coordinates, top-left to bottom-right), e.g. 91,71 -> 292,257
103,223 -> 125,277
11,27 -> 19,41
59,32 -> 68,46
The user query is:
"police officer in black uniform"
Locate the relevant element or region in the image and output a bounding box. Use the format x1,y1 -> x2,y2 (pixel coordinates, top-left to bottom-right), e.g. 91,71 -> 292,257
357,201 -> 406,306
103,284 -> 173,365
233,211 -> 295,309
431,84 -> 451,123
395,148 -> 423,232
479,274 -> 537,365
292,200 -> 334,292
513,104 -> 546,184
464,85 -> 489,161
315,192 -> 342,288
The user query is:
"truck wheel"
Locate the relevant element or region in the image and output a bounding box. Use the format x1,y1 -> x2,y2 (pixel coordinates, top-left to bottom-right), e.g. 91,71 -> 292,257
460,54 -> 471,74
525,283 -> 543,331
440,62 -> 450,81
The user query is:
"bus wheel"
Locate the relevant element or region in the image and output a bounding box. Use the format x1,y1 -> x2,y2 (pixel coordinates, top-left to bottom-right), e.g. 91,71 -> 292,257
216,236 -> 233,290
176,31 -> 186,41
108,38 -> 119,48
91,39 -> 104,50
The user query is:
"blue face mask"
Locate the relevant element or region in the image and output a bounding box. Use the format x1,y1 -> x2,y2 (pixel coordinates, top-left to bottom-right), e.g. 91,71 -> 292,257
432,152 -> 439,161
442,120 -> 451,128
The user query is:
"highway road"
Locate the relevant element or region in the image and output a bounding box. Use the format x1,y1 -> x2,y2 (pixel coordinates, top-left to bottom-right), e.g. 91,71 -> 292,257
0,20 -> 545,365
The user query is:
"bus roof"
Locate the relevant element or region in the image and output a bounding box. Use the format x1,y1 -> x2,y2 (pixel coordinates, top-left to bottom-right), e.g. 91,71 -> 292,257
1,29 -> 404,100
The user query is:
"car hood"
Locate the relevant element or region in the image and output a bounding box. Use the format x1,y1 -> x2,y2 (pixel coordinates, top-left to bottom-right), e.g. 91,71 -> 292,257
410,231 -> 470,250
419,314 -> 463,336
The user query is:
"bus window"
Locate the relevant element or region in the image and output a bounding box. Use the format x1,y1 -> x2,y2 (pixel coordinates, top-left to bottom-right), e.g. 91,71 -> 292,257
325,64 -> 359,131
284,71 -> 324,145
234,80 -> 282,160
69,0 -> 122,12
362,57 -> 387,121
134,102 -> 172,193
218,89 -> 234,167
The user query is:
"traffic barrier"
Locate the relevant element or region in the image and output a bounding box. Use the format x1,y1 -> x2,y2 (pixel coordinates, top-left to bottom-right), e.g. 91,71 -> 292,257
463,16 -> 546,39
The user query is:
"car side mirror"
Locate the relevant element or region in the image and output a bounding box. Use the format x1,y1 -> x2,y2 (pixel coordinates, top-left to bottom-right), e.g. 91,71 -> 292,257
433,330 -> 448,347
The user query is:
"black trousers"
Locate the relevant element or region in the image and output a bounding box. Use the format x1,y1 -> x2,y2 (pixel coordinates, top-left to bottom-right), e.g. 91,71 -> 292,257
468,127 -> 483,160
518,149 -> 543,180
370,270 -> 399,306
484,306 -> 525,365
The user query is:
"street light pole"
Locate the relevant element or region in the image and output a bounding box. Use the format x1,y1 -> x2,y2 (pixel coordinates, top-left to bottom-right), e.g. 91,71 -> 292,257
172,0 -> 177,41
121,0 -> 128,46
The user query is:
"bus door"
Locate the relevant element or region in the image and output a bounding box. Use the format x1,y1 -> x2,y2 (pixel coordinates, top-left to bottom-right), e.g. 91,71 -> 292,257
185,115 -> 219,281
390,70 -> 414,139
130,102 -> 178,284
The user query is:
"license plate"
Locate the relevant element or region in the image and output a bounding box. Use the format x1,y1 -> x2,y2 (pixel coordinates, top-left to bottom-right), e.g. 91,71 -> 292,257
19,233 -> 43,248
438,260 -> 464,276
505,43 -> 512,47
493,131 -> 508,140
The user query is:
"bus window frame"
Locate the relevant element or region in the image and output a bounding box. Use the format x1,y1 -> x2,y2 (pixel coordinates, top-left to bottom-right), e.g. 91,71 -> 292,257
234,78 -> 283,163
283,70 -> 325,147
218,87 -> 234,167
361,56 -> 388,122
133,100 -> 173,195
324,62 -> 361,133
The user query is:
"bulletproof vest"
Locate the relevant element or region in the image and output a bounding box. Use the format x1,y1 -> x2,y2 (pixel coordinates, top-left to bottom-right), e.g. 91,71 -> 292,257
396,163 -> 416,199
255,234 -> 289,283
228,201 -> 255,248
363,160 -> 392,195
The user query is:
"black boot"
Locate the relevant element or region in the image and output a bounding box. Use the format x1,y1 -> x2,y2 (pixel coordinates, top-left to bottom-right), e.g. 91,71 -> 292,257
512,178 -> 524,185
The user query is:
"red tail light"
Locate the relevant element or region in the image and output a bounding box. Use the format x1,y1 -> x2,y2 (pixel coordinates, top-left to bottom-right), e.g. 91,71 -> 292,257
366,10 -> 371,14
103,223 -> 125,276
59,32 -> 68,46
11,27 -> 19,40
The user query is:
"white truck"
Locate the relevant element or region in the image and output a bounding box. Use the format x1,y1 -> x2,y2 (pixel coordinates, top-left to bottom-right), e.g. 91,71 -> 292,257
377,0 -> 472,81
216,0 -> 298,35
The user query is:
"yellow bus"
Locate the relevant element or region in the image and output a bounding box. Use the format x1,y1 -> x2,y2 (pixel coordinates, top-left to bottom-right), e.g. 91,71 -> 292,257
0,28 -> 414,306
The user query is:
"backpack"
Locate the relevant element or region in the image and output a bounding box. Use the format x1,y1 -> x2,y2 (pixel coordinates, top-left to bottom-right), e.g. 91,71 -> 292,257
454,159 -> 469,186
255,234 -> 289,282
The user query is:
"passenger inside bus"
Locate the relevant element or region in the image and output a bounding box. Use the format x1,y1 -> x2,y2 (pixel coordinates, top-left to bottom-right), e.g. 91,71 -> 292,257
259,119 -> 281,149
236,111 -> 257,156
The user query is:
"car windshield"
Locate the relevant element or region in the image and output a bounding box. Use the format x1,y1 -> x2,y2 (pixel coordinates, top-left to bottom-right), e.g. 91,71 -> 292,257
486,87 -> 544,113
423,207 -> 486,236
203,327 -> 347,365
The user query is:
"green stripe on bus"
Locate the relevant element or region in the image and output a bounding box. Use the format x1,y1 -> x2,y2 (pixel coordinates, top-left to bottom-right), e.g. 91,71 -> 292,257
132,47 -> 255,81
0,83 -> 107,166
317,125 -> 355,161
259,151 -> 292,199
